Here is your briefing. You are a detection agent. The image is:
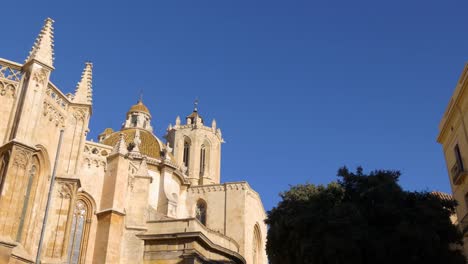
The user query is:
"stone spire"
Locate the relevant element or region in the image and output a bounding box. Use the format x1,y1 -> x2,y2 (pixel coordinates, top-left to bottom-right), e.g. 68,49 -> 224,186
73,62 -> 93,104
112,133 -> 128,155
25,17 -> 55,69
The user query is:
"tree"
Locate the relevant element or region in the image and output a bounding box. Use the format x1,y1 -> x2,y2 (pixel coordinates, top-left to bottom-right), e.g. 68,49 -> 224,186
266,167 -> 465,264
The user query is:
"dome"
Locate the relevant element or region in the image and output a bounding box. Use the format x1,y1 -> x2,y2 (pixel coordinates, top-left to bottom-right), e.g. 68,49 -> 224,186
102,128 -> 161,158
127,100 -> 151,117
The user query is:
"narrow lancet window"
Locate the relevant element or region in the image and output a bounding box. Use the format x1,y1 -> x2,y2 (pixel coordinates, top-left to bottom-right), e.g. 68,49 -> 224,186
183,141 -> 190,170
200,145 -> 206,176
196,200 -> 207,225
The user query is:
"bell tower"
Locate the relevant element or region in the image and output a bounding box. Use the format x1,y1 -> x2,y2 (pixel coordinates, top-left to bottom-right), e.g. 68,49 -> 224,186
166,101 -> 223,185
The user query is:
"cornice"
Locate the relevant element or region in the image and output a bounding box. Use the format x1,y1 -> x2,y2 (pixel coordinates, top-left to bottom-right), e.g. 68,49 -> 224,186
438,64 -> 468,143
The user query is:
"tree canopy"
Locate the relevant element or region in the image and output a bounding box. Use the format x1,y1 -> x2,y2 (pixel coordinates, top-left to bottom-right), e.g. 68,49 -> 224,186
266,167 -> 465,264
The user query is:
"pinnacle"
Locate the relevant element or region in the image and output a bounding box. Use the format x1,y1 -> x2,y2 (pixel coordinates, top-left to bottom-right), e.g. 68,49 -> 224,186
74,62 -> 93,104
112,133 -> 128,156
25,17 -> 55,69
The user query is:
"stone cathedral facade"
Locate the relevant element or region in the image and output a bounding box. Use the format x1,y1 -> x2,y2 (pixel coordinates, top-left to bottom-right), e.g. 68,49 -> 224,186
0,18 -> 267,264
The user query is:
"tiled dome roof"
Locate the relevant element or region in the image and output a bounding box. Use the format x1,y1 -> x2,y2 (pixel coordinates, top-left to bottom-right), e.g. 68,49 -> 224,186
102,128 -> 161,158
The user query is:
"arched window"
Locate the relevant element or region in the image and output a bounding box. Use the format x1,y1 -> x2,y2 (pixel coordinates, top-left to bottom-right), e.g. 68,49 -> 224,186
183,140 -> 190,170
67,195 -> 93,264
195,200 -> 207,225
253,224 -> 262,264
131,114 -> 138,127
199,145 -> 206,176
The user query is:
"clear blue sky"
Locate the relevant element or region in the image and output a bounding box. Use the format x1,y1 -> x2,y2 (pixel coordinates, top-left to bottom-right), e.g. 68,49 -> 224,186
2,0 -> 468,211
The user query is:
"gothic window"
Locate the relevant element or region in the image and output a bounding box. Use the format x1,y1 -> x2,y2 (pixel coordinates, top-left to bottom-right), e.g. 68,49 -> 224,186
253,224 -> 262,264
67,197 -> 92,264
183,141 -> 190,169
200,145 -> 206,176
195,200 -> 207,225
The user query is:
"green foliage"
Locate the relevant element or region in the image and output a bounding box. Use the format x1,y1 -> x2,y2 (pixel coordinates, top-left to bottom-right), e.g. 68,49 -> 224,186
266,167 -> 465,264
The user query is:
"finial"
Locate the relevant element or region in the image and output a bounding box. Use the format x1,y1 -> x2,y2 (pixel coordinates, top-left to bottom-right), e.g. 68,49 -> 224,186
194,97 -> 199,112
138,89 -> 143,103
73,62 -> 93,104
25,17 -> 55,69
212,119 -> 217,130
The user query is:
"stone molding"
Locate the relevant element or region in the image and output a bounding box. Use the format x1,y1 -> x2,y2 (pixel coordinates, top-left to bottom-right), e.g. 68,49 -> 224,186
188,181 -> 267,215
140,231 -> 245,264
95,208 -> 126,217
141,217 -> 245,264
188,182 -> 249,194
169,123 -> 223,141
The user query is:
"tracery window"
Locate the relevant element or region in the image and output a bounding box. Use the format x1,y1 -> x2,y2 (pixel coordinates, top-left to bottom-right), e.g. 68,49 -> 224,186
195,200 -> 207,225
67,198 -> 92,264
200,145 -> 206,176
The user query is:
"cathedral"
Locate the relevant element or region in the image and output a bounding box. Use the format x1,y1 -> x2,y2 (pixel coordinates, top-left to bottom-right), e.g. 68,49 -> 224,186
0,18 -> 267,264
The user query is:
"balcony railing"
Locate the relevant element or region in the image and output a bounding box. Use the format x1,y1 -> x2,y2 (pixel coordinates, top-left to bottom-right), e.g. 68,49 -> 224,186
451,163 -> 468,185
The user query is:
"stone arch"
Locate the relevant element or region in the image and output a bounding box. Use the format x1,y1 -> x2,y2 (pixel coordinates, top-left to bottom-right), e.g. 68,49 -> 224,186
252,223 -> 262,264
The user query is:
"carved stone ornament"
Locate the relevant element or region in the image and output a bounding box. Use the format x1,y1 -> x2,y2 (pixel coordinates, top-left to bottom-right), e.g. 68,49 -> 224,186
73,108 -> 87,122
58,182 -> 73,199
13,150 -> 30,169
0,82 -> 16,98
42,101 -> 65,127
32,68 -> 48,88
